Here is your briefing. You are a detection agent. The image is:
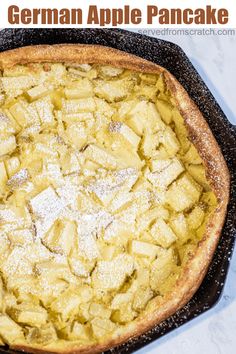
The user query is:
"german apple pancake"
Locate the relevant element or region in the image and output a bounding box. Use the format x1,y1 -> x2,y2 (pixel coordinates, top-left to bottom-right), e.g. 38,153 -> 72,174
0,45 -> 230,353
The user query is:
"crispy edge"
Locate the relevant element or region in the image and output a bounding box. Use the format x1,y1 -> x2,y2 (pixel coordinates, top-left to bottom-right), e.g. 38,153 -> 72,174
0,44 -> 229,354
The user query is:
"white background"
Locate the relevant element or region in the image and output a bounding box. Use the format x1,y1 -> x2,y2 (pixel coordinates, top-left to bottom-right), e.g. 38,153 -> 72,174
130,29 -> 236,354
0,22 -> 235,354
1,0 -> 236,28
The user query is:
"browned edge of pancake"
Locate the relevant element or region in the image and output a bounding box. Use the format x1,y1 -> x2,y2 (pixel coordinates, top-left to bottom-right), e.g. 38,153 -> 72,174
0,44 -> 230,354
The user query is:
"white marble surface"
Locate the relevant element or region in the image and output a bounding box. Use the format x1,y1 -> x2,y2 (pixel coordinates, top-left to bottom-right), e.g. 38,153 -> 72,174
0,28 -> 235,354
129,29 -> 236,354
131,30 -> 236,125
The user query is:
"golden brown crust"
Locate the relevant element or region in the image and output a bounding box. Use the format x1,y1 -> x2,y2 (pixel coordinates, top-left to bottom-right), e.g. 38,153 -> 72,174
0,44 -> 230,354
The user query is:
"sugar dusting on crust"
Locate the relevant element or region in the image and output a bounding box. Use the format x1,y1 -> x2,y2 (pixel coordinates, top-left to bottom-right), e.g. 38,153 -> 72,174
7,169 -> 29,189
0,43 -> 231,354
109,121 -> 122,133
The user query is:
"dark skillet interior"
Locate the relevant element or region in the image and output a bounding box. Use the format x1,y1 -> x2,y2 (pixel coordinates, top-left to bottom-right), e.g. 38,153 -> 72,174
0,29 -> 235,354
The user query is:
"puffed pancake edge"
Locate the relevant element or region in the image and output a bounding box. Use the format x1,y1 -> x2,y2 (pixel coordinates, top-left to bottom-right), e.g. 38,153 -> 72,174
0,44 -> 230,354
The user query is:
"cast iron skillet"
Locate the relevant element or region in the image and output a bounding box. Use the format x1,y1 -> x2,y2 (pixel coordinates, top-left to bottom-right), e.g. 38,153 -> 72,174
0,29 -> 235,354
